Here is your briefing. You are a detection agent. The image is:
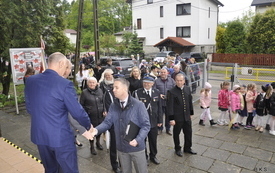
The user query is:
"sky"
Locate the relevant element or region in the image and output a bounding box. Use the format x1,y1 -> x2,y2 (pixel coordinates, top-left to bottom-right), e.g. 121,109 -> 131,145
218,0 -> 255,23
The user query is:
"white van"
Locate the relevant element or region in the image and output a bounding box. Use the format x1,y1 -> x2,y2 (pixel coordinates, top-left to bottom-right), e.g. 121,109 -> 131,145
153,51 -> 175,62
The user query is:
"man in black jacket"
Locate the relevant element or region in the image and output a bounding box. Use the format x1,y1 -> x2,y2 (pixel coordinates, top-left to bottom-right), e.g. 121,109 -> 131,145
133,76 -> 163,165
166,73 -> 197,157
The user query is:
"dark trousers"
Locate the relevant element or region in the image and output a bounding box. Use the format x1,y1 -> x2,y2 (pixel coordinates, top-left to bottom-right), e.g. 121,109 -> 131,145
173,121 -> 192,151
37,143 -> 78,173
158,106 -> 171,131
145,126 -> 158,159
109,126 -> 119,170
246,112 -> 254,126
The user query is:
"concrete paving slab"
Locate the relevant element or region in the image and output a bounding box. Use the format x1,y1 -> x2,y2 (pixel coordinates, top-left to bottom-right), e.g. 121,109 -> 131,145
197,136 -> 224,148
208,160 -> 241,173
255,160 -> 275,173
243,147 -> 273,162
185,155 -> 214,171
227,153 -> 258,170
202,147 -> 231,162
219,141 -> 247,154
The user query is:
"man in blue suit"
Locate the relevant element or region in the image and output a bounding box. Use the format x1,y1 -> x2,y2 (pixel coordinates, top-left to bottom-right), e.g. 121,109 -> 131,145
25,52 -> 92,173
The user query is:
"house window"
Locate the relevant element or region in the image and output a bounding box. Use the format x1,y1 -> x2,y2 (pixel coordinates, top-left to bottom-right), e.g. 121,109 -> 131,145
208,28 -> 210,39
147,0 -> 153,4
176,26 -> 191,38
208,7 -> 210,18
137,19 -> 142,29
160,6 -> 163,17
160,28 -> 164,39
176,3 -> 191,15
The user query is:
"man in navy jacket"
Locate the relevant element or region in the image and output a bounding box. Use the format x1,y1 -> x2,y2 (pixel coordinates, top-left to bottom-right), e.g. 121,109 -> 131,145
25,52 -> 92,173
93,78 -> 150,173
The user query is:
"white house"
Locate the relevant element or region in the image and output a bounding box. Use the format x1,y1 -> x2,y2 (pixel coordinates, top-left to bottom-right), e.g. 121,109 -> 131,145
64,29 -> 77,46
129,0 -> 224,55
251,0 -> 275,14
114,26 -> 132,43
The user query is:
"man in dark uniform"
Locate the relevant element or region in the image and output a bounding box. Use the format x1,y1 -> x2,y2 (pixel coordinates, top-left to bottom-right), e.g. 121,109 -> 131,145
166,73 -> 197,157
133,76 -> 163,165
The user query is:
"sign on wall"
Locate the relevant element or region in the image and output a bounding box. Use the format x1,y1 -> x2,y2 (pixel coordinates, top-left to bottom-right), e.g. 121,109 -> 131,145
9,48 -> 45,85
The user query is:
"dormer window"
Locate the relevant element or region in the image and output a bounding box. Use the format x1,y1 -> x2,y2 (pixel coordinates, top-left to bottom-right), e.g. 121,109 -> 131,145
176,3 -> 191,15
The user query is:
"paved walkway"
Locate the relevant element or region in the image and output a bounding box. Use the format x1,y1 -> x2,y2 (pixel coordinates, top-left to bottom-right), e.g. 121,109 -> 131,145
0,137 -> 43,173
1,97 -> 275,172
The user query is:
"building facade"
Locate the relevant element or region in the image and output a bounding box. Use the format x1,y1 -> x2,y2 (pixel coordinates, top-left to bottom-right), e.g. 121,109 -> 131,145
130,0 -> 223,55
251,0 -> 275,14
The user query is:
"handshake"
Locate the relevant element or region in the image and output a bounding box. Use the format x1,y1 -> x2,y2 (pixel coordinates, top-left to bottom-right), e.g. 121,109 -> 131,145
82,126 -> 98,140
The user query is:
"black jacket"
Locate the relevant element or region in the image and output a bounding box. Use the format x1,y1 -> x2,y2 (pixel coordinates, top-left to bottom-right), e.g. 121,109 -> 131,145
133,88 -> 163,128
166,85 -> 194,122
269,92 -> 275,116
80,86 -> 104,126
127,77 -> 143,94
100,82 -> 115,112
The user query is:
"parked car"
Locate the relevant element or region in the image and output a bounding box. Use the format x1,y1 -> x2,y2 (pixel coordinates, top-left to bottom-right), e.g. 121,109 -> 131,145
100,57 -> 136,78
153,51 -> 175,62
180,52 -> 204,62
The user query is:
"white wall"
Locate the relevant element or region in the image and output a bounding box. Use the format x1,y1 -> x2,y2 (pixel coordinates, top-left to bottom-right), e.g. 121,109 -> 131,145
65,33 -> 77,45
132,0 -> 219,49
256,6 -> 275,14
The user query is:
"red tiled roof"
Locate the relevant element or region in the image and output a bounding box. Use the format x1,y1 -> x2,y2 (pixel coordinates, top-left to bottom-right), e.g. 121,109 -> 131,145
154,37 -> 195,47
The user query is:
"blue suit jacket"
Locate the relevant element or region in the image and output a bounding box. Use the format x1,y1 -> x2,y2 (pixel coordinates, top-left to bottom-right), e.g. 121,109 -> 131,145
25,69 -> 91,147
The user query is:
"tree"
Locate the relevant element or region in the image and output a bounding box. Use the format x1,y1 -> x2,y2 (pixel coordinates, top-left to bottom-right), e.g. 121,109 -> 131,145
128,31 -> 144,57
99,34 -> 116,56
215,25 -> 226,53
223,20 -> 246,53
0,0 -> 71,95
247,9 -> 275,54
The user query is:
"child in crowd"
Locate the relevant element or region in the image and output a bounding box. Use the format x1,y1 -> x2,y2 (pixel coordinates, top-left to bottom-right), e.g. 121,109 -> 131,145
269,82 -> 275,135
245,83 -> 257,130
229,85 -> 241,129
254,84 -> 273,133
237,85 -> 247,126
265,82 -> 275,131
199,82 -> 217,126
218,81 -> 230,126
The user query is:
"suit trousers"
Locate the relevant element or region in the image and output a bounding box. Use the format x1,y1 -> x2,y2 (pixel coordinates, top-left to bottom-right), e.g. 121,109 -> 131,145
109,126 -> 119,170
158,106 -> 171,131
145,126 -> 158,159
173,121 -> 192,151
37,143 -> 78,173
117,149 -> 148,173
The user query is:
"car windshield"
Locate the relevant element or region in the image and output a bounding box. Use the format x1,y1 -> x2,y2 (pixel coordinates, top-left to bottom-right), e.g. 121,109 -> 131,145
119,60 -> 134,66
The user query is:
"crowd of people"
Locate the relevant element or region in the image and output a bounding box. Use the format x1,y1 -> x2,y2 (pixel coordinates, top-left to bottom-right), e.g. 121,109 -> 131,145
23,52 -> 275,173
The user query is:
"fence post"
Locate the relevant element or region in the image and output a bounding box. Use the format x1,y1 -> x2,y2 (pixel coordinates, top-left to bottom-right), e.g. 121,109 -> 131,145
233,63 -> 238,87
203,59 -> 208,87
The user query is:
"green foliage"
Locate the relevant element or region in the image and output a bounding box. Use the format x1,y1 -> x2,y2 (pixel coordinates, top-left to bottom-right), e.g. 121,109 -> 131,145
247,9 -> 275,54
127,31 -> 144,57
215,26 -> 226,53
100,34 -> 117,55
223,20 -> 246,53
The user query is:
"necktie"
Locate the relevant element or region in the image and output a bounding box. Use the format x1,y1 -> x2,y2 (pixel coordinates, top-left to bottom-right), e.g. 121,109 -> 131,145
121,101 -> 125,109
147,90 -> 150,97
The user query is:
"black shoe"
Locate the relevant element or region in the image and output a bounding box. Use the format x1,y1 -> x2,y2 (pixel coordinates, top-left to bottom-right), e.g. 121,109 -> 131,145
90,147 -> 97,155
175,150 -> 183,157
113,167 -> 122,173
96,143 -> 103,150
150,157 -> 160,165
199,119 -> 205,126
75,142 -> 83,147
166,130 -> 172,136
210,119 -> 217,126
184,149 -> 197,155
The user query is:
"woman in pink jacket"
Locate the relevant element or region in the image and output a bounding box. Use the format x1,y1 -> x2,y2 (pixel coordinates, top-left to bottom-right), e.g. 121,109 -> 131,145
217,81 -> 230,125
245,83 -> 257,130
230,85 -> 242,129
199,82 -> 217,126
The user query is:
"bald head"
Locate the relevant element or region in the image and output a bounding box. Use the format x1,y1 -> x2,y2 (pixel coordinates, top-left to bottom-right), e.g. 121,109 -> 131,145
48,52 -> 68,76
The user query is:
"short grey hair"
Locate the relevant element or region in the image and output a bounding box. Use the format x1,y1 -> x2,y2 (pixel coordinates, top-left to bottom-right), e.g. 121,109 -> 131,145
87,77 -> 97,82
175,73 -> 185,80
114,78 -> 130,91
48,52 -> 66,65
